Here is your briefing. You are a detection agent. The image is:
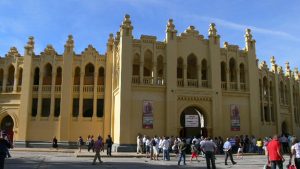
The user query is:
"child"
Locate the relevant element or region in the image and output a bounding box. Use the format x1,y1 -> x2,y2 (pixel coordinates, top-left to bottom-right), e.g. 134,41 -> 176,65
237,142 -> 244,159
190,141 -> 199,162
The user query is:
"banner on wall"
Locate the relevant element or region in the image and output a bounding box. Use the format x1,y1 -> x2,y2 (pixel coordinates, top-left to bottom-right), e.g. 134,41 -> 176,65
185,115 -> 199,127
143,101 -> 153,129
230,104 -> 240,131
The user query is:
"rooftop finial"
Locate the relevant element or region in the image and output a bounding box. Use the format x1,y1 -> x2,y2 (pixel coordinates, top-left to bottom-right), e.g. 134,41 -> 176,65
122,14 -> 132,26
285,62 -> 290,71
208,23 -> 217,36
270,56 -> 276,65
25,36 -> 35,55
64,35 -> 74,52
166,19 -> 175,31
245,28 -> 252,41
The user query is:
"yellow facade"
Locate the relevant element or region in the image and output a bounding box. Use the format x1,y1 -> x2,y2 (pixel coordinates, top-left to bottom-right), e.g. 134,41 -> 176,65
0,15 -> 299,150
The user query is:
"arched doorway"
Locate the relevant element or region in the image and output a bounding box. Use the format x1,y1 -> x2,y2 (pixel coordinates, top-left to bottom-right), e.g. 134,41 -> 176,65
179,106 -> 207,138
281,121 -> 289,136
1,115 -> 14,142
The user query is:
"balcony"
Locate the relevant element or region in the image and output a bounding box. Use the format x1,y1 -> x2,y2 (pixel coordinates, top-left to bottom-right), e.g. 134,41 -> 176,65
221,82 -> 227,89
5,86 -> 13,92
240,83 -> 246,91
73,85 -> 80,93
132,76 -> 140,84
97,85 -> 104,93
42,85 -> 51,92
54,85 -> 61,93
187,79 -> 198,87
202,80 -> 208,88
143,77 -> 153,85
83,85 -> 94,93
229,82 -> 238,90
156,77 -> 165,85
177,79 -> 184,87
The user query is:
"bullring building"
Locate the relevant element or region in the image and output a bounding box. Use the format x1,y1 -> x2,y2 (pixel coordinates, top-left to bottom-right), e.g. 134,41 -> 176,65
0,15 -> 299,150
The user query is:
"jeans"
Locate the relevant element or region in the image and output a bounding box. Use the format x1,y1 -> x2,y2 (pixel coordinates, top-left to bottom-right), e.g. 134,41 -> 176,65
205,151 -> 216,169
295,158 -> 300,169
163,149 -> 169,160
107,146 -> 112,156
225,150 -> 235,164
178,152 -> 186,165
93,151 -> 102,164
270,160 -> 283,169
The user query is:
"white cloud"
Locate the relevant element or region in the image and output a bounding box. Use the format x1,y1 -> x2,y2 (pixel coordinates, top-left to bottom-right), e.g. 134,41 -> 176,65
187,15 -> 300,42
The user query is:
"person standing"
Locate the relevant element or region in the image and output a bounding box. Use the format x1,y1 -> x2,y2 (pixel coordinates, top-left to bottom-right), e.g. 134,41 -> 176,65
52,136 -> 58,149
92,136 -> 104,165
190,141 -> 199,162
178,139 -> 187,165
201,137 -> 217,169
136,135 -> 143,154
223,138 -> 237,165
267,135 -> 285,169
0,136 -> 10,169
290,138 -> 300,169
78,136 -> 84,152
106,135 -> 113,157
162,137 -> 170,161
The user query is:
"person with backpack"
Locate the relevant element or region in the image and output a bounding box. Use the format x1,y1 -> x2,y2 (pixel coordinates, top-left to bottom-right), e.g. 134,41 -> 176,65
92,136 -> 104,165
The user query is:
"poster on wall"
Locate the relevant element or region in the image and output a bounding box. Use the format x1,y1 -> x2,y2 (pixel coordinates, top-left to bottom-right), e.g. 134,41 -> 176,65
185,115 -> 199,127
143,101 -> 153,129
230,104 -> 240,131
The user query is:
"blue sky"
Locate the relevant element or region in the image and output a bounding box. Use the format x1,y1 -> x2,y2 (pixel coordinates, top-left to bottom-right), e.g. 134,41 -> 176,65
0,0 -> 300,70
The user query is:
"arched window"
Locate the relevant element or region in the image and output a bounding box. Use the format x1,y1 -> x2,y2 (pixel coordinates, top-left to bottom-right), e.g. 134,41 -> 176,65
221,62 -> 226,82
187,54 -> 197,79
43,63 -> 52,85
7,65 -> 15,86
177,57 -> 183,78
18,68 -> 23,85
74,67 -> 80,85
143,50 -> 153,77
98,67 -> 105,85
240,63 -> 245,83
157,55 -> 164,79
201,59 -> 207,80
56,67 -> 62,85
229,58 -> 236,82
84,63 -> 94,85
132,54 -> 140,76
0,69 -> 3,86
33,67 -> 40,85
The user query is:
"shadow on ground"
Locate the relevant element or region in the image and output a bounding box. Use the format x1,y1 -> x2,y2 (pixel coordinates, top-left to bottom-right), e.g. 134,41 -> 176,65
5,158 -> 210,169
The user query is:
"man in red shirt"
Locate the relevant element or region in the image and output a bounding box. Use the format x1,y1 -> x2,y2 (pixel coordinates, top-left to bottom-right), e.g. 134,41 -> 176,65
267,135 -> 285,169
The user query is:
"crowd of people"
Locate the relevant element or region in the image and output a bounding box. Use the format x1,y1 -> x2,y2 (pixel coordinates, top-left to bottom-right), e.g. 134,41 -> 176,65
136,134 -> 300,169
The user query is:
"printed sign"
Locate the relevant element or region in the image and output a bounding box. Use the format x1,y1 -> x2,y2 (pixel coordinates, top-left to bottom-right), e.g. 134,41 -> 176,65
185,115 -> 199,127
143,101 -> 153,129
230,104 -> 240,131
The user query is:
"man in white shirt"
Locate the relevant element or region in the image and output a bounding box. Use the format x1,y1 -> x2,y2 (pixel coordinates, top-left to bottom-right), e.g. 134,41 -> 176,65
291,140 -> 300,169
162,137 -> 170,161
142,135 -> 147,153
223,138 -> 236,165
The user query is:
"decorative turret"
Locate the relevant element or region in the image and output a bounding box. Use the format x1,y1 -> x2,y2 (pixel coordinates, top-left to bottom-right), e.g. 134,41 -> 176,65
24,36 -> 34,55
64,35 -> 74,53
6,47 -> 21,58
223,42 -> 229,48
120,14 -> 133,37
166,19 -> 177,41
245,29 -> 256,51
208,23 -> 217,37
294,68 -> 299,80
270,56 -> 277,73
285,62 -> 291,77
41,44 -> 57,56
107,33 -> 114,51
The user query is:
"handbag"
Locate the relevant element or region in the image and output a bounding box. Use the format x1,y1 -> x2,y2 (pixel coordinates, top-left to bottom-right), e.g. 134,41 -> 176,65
288,165 -> 297,169
263,164 -> 271,169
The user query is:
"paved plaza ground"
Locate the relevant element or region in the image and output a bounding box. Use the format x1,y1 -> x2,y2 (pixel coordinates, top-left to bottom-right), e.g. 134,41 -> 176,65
5,149 -> 290,169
